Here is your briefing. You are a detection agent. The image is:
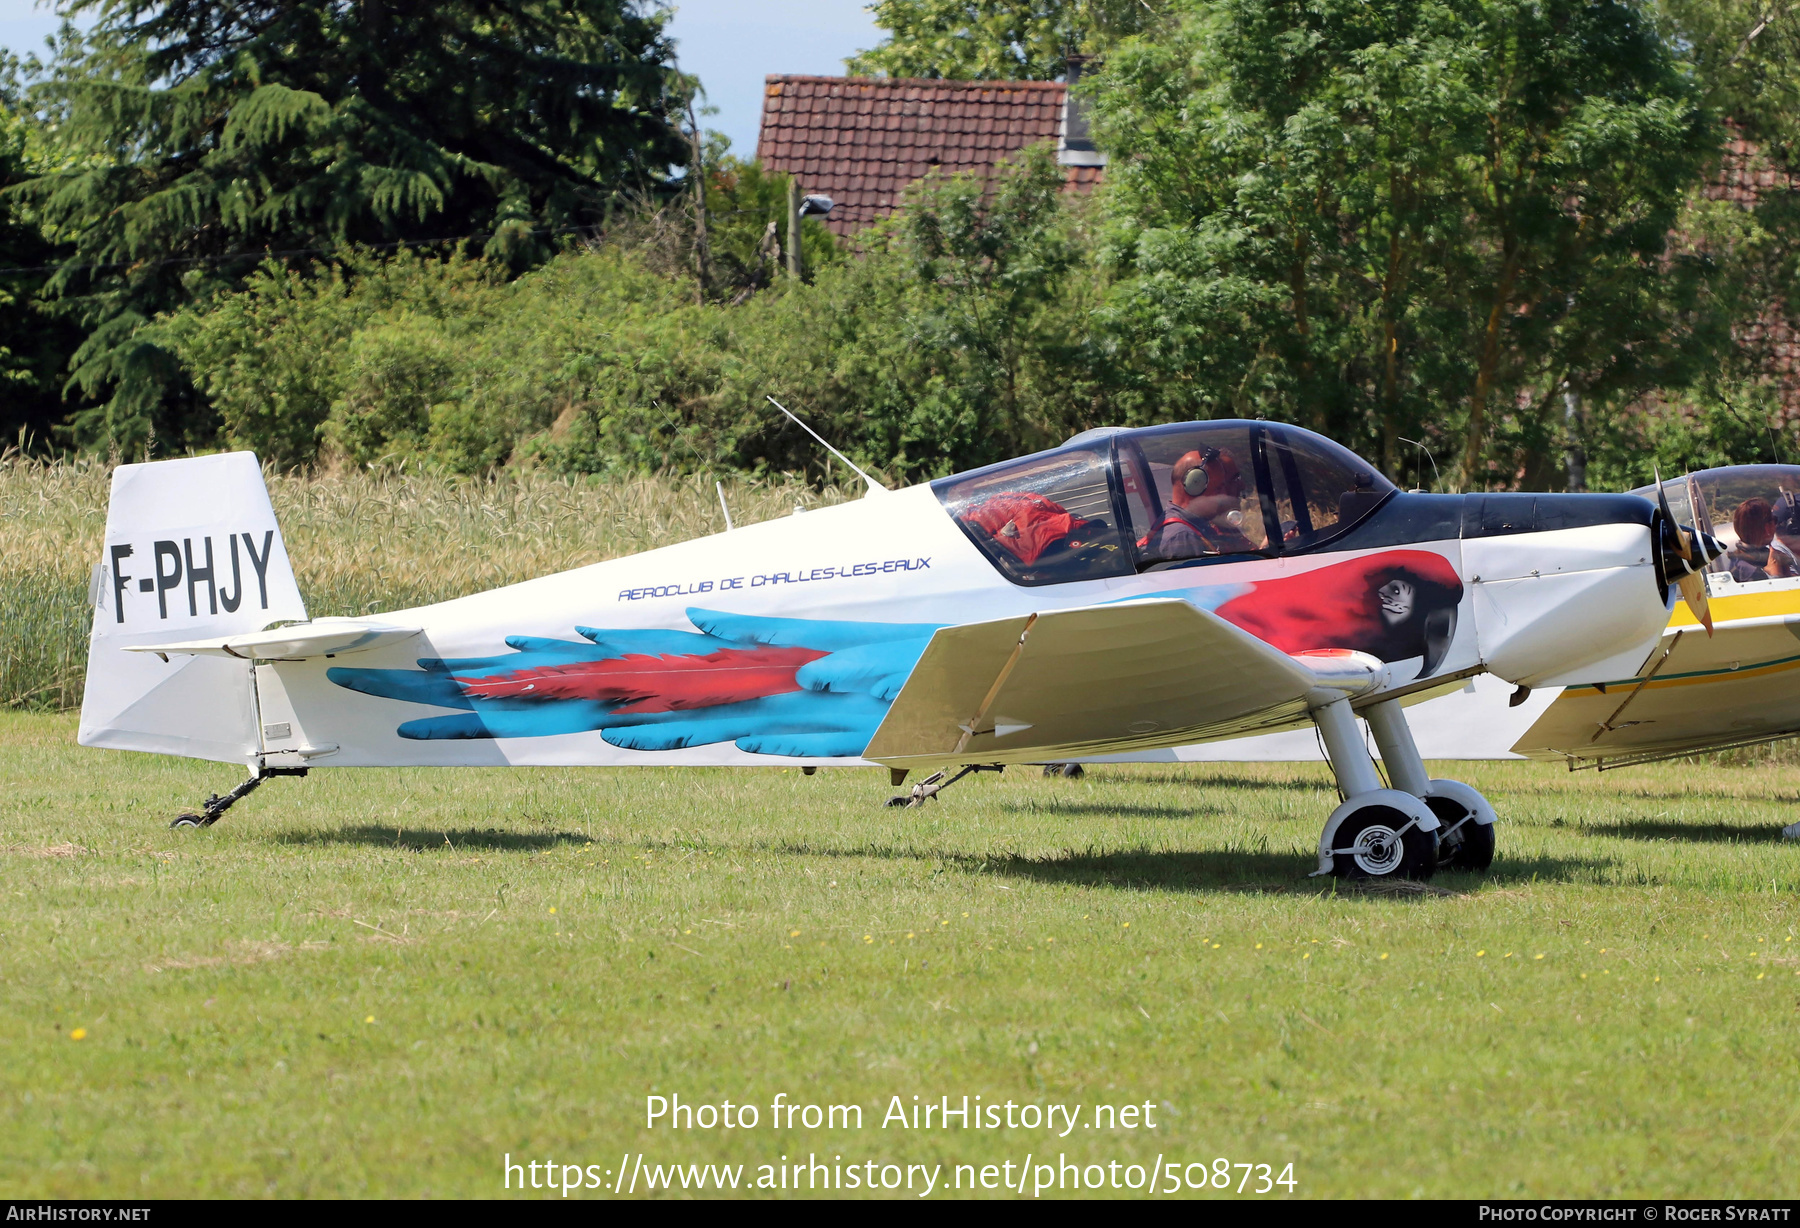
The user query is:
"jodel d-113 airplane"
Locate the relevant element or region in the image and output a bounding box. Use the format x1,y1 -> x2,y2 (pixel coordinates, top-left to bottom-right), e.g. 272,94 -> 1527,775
1171,464 -> 1799,821
79,419 -> 1712,881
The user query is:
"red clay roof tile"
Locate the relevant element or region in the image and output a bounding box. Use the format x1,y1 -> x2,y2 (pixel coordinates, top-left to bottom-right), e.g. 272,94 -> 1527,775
757,73 -> 1092,237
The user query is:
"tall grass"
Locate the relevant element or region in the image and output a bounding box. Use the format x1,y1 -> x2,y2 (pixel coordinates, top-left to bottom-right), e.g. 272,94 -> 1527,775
0,459 -> 851,710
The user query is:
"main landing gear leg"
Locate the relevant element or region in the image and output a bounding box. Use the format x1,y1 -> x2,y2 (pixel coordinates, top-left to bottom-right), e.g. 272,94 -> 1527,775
171,766 -> 309,829
885,763 -> 1004,808
1310,698 -> 1439,881
1363,699 -> 1496,872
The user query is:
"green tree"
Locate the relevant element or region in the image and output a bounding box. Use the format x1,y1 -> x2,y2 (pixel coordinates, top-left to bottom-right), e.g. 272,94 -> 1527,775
1093,0 -> 1722,489
847,0 -> 1153,79
10,0 -> 687,455
0,55 -> 81,451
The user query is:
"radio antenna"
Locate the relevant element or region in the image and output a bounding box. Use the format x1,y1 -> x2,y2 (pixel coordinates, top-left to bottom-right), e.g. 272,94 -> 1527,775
766,395 -> 886,495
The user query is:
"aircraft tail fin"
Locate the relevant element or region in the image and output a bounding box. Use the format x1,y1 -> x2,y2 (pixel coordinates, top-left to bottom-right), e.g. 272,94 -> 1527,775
77,452 -> 307,763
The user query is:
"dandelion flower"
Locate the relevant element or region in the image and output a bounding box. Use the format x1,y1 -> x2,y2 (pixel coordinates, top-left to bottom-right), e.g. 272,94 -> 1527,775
1303,952 -> 1311,960
69,1028 -> 86,1041
1123,922 -> 1130,929
1476,950 -> 1486,957
1534,954 -> 1544,960
790,930 -> 800,937
906,932 -> 914,939
1379,953 -> 1389,960
549,907 -> 557,914
1255,943 -> 1263,949
864,935 -> 873,943
364,1016 -> 374,1024
1212,943 -> 1221,950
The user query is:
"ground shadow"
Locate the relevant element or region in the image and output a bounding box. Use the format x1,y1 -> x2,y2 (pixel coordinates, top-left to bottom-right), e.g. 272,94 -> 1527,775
984,848 -> 1593,895
1576,819 -> 1789,845
272,825 -> 596,852
1087,772 -> 1332,794
996,801 -> 1228,820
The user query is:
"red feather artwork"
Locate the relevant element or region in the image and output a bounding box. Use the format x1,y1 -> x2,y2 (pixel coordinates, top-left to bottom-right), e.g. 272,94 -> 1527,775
452,644 -> 829,712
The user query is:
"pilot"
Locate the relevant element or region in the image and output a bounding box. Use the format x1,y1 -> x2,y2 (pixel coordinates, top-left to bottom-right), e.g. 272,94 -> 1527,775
1140,448 -> 1258,560
1773,474 -> 1800,560
1726,497 -> 1796,583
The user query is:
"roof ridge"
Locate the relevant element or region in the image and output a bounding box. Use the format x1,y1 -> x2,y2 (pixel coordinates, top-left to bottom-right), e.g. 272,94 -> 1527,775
763,74 -> 1066,91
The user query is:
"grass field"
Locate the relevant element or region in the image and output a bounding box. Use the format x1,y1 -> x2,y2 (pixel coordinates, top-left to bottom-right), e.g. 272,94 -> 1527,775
3,711 -> 1797,1199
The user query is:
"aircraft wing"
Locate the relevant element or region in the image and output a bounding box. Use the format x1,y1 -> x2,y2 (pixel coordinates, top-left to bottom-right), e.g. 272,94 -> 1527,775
1511,609 -> 1800,765
863,598 -> 1355,768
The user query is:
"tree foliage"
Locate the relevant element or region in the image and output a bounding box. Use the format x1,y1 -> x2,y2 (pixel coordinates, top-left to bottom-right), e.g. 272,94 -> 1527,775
1092,0 -> 1722,490
847,0 -> 1155,79
0,61 -> 82,450
8,0 -> 688,453
152,149 -> 1098,480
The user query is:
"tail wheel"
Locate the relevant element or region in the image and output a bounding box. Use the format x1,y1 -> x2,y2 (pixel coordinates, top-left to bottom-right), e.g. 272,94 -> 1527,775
1330,804 -> 1438,881
1427,795 -> 1495,871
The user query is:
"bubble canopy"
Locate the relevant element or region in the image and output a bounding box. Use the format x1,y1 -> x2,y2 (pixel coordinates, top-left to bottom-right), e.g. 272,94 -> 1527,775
932,420 -> 1396,587
1632,463 -> 1800,584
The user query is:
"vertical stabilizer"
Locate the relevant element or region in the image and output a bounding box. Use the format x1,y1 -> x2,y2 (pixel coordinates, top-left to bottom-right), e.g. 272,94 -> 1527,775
78,453 -> 306,763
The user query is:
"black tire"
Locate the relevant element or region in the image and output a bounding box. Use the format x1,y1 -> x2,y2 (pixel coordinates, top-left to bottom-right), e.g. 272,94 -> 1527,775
1428,795 -> 1495,871
1330,804 -> 1439,881
169,813 -> 206,829
1041,763 -> 1085,779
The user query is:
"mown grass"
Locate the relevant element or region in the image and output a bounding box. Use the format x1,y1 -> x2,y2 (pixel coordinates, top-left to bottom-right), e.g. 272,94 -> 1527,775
3,711 -> 1797,1199
0,460 -> 850,710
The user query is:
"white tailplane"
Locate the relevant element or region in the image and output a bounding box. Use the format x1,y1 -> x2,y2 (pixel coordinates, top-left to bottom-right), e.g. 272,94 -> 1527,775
78,453 -> 306,764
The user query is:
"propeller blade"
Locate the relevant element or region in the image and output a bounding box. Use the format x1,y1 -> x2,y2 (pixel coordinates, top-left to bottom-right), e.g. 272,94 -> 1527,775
1678,571 -> 1713,635
1652,466 -> 1696,567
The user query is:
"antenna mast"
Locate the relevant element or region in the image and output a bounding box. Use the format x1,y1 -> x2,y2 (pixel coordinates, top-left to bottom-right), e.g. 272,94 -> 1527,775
765,396 -> 886,495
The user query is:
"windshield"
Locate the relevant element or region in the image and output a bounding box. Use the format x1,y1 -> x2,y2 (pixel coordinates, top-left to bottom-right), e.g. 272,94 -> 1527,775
934,421 -> 1395,586
1632,464 -> 1800,585
931,445 -> 1134,586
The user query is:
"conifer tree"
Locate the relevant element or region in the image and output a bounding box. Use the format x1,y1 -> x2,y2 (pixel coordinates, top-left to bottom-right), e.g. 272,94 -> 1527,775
11,0 -> 687,453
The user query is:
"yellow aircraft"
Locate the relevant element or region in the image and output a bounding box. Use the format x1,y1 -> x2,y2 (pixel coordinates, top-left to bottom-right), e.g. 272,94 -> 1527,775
1508,464 -> 1800,794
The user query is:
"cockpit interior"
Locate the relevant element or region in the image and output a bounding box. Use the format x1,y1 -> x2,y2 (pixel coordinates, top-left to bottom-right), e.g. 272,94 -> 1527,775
933,420 -> 1395,586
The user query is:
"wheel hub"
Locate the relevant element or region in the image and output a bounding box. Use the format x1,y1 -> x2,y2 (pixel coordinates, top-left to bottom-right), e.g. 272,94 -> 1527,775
1349,824 -> 1403,876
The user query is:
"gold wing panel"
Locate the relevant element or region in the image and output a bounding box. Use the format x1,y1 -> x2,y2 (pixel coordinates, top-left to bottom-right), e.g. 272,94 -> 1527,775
864,599 -> 1320,768
1513,616 -> 1800,762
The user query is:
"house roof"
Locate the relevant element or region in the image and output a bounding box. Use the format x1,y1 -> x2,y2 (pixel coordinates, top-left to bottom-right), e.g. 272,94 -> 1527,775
755,75 -> 1103,238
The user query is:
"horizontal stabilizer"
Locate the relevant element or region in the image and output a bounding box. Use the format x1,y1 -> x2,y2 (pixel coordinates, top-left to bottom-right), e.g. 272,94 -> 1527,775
864,598 -> 1331,767
123,619 -> 422,661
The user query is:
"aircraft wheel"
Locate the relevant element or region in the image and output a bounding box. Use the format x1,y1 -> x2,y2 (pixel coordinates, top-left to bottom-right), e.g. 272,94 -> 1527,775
169,813 -> 206,829
1041,763 -> 1084,779
1330,803 -> 1438,881
1429,796 -> 1495,871
1422,780 -> 1497,872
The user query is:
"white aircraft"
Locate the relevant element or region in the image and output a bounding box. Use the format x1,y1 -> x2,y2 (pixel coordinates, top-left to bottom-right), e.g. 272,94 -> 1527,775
1181,463 -> 1790,783
78,419 -> 1699,881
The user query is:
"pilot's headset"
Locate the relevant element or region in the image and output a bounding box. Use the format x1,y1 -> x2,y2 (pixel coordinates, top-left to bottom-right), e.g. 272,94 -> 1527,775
1179,447 -> 1223,497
